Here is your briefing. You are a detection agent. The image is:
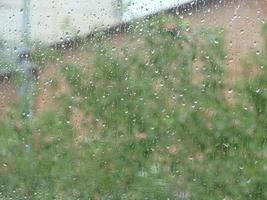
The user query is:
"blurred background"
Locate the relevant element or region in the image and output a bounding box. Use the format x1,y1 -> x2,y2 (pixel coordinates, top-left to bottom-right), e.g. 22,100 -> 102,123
0,0 -> 267,199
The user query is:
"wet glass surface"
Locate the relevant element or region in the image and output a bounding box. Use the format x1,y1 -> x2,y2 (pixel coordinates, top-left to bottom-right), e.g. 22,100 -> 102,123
0,0 -> 267,199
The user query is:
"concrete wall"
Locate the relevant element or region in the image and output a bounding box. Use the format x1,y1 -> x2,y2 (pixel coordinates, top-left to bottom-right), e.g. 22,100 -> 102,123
0,0 -> 24,53
0,0 -> 120,51
0,0 -> 193,51
123,0 -> 193,21
30,0 -> 121,44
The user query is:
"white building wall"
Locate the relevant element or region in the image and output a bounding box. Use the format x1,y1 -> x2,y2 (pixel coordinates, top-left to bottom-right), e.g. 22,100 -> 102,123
123,0 -> 194,21
30,0 -> 121,44
0,0 -> 120,50
0,0 -> 193,50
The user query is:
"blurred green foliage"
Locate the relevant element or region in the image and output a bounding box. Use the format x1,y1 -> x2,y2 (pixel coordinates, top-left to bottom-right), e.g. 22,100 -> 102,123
0,14 -> 266,199
31,45 -> 62,67
0,38 -> 16,72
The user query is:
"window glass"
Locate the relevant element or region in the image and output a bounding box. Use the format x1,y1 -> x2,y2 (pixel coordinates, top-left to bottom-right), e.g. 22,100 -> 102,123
0,0 -> 267,199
